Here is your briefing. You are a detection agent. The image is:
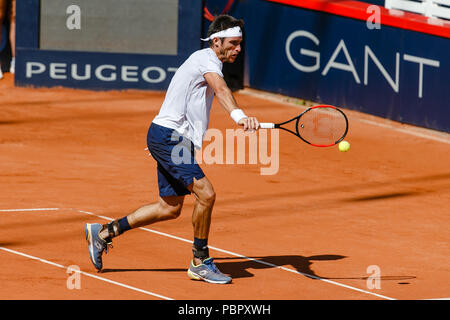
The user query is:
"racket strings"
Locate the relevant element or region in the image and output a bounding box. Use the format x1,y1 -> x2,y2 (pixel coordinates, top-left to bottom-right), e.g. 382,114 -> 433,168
297,108 -> 347,146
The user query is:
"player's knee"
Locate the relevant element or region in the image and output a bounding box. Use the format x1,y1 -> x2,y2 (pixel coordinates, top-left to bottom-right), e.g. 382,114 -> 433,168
159,201 -> 182,220
199,189 -> 216,207
166,206 -> 182,219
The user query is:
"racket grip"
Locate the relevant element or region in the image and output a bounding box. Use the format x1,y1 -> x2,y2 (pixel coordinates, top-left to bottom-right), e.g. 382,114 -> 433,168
259,123 -> 275,129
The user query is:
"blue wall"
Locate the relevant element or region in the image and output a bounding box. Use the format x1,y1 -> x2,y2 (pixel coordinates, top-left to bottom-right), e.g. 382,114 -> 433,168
14,0 -> 450,132
15,0 -> 203,91
208,0 -> 450,132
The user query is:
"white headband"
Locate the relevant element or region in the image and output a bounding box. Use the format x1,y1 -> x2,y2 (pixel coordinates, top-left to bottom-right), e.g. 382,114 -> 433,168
201,26 -> 242,41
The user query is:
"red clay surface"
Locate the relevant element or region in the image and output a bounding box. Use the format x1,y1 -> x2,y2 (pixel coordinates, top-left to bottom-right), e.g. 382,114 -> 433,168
0,73 -> 449,300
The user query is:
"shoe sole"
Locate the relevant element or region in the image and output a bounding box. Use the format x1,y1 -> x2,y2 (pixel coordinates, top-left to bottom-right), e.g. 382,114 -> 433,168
85,223 -> 102,271
187,269 -> 232,284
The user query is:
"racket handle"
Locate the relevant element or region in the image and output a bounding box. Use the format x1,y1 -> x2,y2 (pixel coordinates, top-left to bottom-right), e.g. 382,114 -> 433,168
259,123 -> 275,129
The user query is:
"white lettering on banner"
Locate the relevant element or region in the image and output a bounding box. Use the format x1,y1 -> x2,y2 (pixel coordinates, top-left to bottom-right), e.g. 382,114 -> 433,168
322,39 -> 361,84
95,65 -> 117,81
122,66 -> 139,82
285,30 -> 441,98
26,62 -> 46,78
142,66 -> 166,83
285,30 -> 320,72
365,46 -> 399,92
403,54 -> 440,98
25,62 -> 178,84
50,63 -> 67,80
72,64 -> 91,80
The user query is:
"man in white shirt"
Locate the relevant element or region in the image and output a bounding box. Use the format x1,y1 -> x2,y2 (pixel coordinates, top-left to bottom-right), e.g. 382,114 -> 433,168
85,15 -> 258,284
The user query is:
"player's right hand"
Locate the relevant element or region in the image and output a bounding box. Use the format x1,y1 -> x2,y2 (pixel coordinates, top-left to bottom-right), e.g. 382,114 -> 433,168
238,117 -> 259,132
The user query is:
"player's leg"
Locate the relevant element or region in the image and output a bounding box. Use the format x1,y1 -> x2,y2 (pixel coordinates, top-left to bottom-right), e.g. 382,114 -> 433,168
127,195 -> 185,227
190,176 -> 216,263
0,0 -> 7,79
8,0 -> 15,73
99,195 -> 184,238
85,123 -> 192,271
85,195 -> 185,271
0,0 -> 6,43
187,176 -> 232,284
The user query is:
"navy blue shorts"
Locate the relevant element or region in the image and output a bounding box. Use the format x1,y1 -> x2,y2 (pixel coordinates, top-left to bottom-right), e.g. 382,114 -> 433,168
147,123 -> 205,197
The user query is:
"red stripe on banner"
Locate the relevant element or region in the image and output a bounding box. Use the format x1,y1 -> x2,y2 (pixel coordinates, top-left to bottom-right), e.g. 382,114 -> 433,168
204,7 -> 215,21
267,0 -> 450,38
204,0 -> 235,21
222,0 -> 235,14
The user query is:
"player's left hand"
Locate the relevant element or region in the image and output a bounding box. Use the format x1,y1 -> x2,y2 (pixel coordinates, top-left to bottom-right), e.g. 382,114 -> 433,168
238,117 -> 259,132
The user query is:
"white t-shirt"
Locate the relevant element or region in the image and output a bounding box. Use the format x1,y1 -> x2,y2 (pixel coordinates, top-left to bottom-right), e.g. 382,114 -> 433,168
152,48 -> 223,149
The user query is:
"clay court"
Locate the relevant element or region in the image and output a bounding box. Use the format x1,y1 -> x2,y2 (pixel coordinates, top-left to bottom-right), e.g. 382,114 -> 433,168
0,72 -> 449,300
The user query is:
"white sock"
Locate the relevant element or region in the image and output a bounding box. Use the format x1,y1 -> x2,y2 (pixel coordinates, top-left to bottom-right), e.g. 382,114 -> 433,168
10,58 -> 15,74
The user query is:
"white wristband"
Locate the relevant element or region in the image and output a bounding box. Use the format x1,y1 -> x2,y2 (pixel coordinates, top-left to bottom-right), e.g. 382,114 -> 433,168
230,109 -> 247,124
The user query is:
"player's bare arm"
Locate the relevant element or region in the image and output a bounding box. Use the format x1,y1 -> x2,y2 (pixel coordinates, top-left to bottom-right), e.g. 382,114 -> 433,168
204,71 -> 259,131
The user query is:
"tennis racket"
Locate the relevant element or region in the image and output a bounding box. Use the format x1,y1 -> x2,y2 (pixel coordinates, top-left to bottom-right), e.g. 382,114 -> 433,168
259,105 -> 349,147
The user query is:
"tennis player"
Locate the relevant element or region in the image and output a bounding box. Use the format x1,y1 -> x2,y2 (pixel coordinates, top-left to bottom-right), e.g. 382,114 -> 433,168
85,15 -> 259,284
0,0 -> 16,79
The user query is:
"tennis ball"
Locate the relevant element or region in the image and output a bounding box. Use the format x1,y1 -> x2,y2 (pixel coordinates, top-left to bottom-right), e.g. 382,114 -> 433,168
338,140 -> 350,152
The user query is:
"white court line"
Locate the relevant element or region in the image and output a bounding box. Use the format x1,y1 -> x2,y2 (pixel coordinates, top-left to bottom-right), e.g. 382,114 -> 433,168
0,246 -> 173,300
0,208 -> 60,212
77,208 -> 396,300
0,207 -> 396,299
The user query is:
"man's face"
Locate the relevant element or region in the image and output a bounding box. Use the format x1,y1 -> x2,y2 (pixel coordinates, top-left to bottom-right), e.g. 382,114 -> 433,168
214,36 -> 242,63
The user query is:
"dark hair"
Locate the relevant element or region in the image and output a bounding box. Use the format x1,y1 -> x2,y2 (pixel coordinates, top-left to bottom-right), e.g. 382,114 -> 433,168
207,14 -> 244,46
